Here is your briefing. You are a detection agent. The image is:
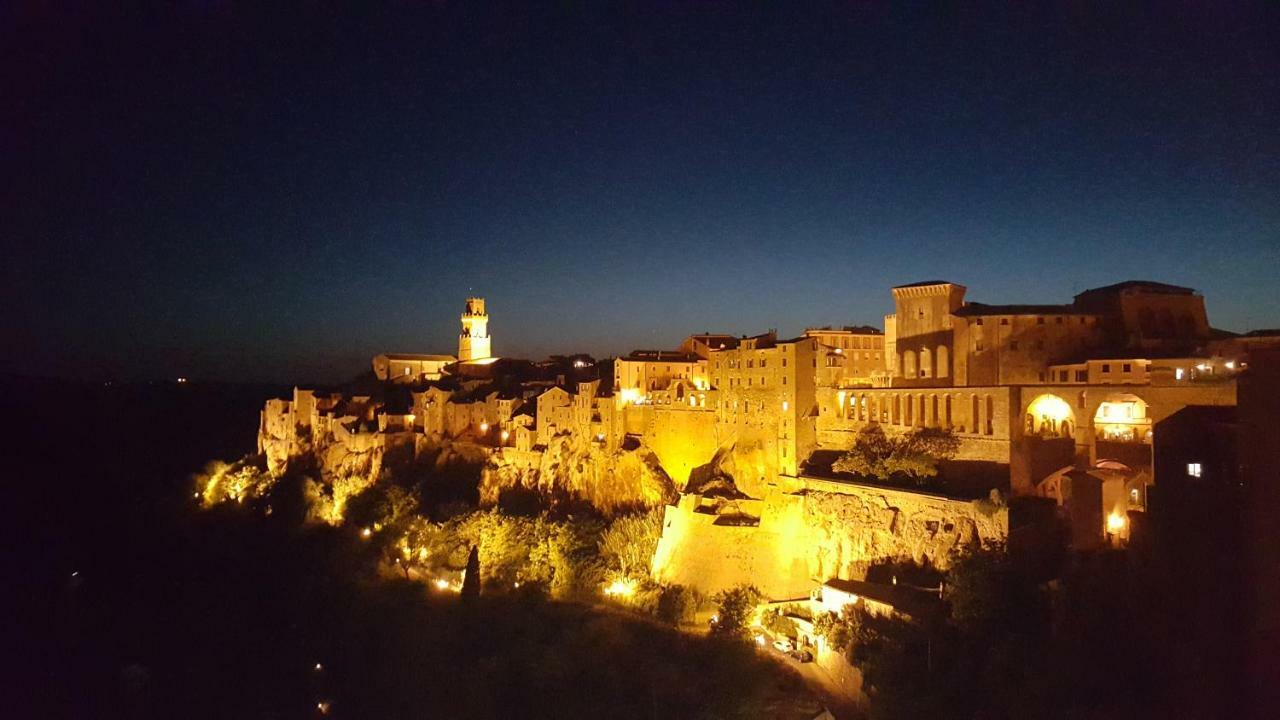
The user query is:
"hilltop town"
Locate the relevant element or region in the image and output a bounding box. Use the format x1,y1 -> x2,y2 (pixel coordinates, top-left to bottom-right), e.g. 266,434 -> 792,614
255,281 -> 1276,579
233,281 -> 1279,707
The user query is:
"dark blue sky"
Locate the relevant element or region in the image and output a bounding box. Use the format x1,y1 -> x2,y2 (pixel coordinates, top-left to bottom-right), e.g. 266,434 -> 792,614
6,3 -> 1278,383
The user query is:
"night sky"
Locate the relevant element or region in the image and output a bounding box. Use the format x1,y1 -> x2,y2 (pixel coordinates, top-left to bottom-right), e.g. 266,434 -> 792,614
6,3 -> 1278,383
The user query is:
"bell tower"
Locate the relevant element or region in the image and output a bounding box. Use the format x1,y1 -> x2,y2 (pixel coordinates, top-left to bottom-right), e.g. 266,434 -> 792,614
458,297 -> 491,361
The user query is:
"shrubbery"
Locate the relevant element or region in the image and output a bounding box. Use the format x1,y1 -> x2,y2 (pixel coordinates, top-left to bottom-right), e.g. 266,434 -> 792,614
710,584 -> 762,638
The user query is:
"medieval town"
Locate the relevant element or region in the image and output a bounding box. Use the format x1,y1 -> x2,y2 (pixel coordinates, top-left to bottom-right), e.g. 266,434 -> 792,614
237,281 -> 1280,711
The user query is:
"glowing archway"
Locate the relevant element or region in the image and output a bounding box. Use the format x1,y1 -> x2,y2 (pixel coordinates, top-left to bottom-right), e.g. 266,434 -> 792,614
1025,393 -> 1075,438
1093,394 -> 1151,443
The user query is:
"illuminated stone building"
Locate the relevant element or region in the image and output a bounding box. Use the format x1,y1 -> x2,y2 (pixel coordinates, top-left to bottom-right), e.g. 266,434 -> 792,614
458,297 -> 491,362
372,353 -> 456,383
709,332 -> 819,478
612,349 -> 708,405
817,279 -> 1241,507
804,326 -> 886,387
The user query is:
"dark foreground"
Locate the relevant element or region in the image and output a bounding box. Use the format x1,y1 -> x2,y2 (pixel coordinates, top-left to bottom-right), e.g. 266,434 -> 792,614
8,377 -> 819,719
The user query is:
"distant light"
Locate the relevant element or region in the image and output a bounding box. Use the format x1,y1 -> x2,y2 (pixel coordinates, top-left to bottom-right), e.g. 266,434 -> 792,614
513,581 -> 521,588
434,579 -> 450,591
1197,363 -> 1210,371
1225,361 -> 1236,370
479,422 -> 489,433
603,579 -> 636,598
1175,368 -> 1185,380
406,413 -> 415,421
755,634 -> 766,646
596,432 -> 606,441
71,571 -> 79,578
710,614 -> 719,624
1106,513 -> 1127,533
314,662 -> 323,672
176,377 -> 188,383
782,401 -> 789,412
500,430 -> 510,441
360,527 -> 372,539
194,492 -> 201,499
833,348 -> 842,354
317,700 -> 331,714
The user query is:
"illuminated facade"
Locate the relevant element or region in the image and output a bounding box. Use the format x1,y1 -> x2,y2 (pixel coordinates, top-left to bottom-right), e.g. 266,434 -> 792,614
458,297 -> 491,362
257,281 -> 1250,597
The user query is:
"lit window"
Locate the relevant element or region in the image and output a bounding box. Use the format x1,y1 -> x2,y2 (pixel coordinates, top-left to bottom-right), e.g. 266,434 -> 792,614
1175,368 -> 1184,380
1187,462 -> 1202,478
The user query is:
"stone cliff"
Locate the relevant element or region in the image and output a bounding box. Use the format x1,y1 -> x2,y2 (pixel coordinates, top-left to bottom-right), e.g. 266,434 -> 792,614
481,434 -> 677,516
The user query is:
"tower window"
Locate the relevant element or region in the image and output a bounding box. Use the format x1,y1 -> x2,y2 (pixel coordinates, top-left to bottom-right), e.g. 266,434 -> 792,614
1187,462 -> 1202,478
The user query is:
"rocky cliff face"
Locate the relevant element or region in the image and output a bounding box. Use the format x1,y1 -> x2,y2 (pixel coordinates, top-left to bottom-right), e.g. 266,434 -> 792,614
800,488 -> 1007,581
481,434 -> 677,516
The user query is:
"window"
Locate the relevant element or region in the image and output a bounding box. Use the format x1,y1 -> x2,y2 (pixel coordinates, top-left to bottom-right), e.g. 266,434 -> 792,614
1187,462 -> 1202,478
1037,317 -> 1045,325
976,342 -> 985,352
1009,341 -> 1019,351
1122,363 -> 1131,373
1038,371 -> 1046,382
976,318 -> 984,326
1075,370 -> 1087,382
1175,368 -> 1184,380
783,376 -> 787,385
1001,318 -> 1010,325
1060,370 -> 1069,382
782,358 -> 787,367
1102,364 -> 1111,373
748,360 -> 754,368
761,359 -> 767,368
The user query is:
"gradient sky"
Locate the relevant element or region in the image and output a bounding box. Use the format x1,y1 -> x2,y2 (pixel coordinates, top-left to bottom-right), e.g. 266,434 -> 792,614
6,3 -> 1278,383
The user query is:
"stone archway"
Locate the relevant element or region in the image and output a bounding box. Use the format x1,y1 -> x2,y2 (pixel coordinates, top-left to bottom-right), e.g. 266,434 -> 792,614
1024,393 -> 1076,438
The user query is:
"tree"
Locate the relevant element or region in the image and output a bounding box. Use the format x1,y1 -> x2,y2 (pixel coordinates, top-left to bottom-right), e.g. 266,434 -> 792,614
832,426 -> 960,486
597,508 -> 663,580
461,545 -> 480,600
710,585 -> 762,638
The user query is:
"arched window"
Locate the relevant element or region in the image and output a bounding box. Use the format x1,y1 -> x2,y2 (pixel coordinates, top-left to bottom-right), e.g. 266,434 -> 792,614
937,345 -> 949,378
920,348 -> 932,378
903,350 -> 917,378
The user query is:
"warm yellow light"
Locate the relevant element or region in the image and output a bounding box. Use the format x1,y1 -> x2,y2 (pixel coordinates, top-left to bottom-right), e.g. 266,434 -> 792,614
500,429 -> 510,441
434,578 -> 450,591
360,527 -> 372,539
782,400 -> 789,411
619,388 -> 642,405
1027,394 -> 1072,424
1107,513 -> 1127,533
513,581 -> 521,588
317,701 -> 331,714
406,413 -> 415,421
755,634 -> 766,646
1225,361 -> 1236,370
603,578 -> 637,598
479,422 -> 489,433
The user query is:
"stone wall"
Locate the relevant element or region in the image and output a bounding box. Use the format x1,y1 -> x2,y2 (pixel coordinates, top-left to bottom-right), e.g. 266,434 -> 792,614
652,478 -> 1008,598
641,407 -> 720,489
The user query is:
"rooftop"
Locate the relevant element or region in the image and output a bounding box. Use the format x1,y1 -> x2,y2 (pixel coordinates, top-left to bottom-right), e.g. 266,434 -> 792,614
1075,280 -> 1197,298
892,280 -> 958,289
953,302 -> 1089,317
378,353 -> 457,362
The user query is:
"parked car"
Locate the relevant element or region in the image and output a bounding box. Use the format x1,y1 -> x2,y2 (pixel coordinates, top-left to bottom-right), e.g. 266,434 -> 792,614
788,648 -> 814,663
772,638 -> 794,653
